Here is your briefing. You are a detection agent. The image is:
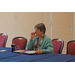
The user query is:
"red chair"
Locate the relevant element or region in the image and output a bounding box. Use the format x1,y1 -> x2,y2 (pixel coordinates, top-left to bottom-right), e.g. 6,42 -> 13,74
52,39 -> 64,53
67,40 -> 75,55
0,33 -> 8,47
12,37 -> 27,49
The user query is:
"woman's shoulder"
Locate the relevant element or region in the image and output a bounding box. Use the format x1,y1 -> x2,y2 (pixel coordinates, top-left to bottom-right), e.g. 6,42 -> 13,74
44,35 -> 51,40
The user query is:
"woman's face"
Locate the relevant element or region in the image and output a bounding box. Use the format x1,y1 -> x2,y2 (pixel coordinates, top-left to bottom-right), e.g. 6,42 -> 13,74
34,28 -> 43,36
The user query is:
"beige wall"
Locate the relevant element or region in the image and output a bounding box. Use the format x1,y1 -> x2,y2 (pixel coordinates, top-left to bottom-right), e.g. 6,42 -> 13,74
0,12 -> 51,47
0,12 -> 74,54
16,12 -> 51,41
44,12 -> 50,37
52,12 -> 74,54
0,12 -> 16,47
16,12 -> 44,40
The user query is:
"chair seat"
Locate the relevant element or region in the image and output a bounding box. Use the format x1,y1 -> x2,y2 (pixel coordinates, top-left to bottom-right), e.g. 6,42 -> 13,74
52,39 -> 64,54
0,33 -> 8,47
12,37 -> 27,49
67,40 -> 75,55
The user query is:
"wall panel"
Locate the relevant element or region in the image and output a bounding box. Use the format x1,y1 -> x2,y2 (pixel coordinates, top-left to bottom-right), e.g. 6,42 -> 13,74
44,12 -> 51,38
16,12 -> 44,41
0,12 -> 16,47
0,12 -> 51,47
52,12 -> 74,54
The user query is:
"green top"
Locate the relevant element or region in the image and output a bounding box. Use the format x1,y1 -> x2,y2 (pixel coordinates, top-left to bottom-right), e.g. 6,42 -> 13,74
26,35 -> 53,53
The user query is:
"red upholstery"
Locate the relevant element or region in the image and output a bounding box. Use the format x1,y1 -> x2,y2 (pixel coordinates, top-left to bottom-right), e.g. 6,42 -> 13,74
52,39 -> 64,53
0,35 -> 6,47
13,37 -> 27,49
67,41 -> 75,55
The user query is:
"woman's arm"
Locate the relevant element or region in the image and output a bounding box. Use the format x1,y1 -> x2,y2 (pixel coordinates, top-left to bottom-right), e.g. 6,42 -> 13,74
26,39 -> 33,50
26,37 -> 37,50
26,32 -> 36,50
40,38 -> 53,53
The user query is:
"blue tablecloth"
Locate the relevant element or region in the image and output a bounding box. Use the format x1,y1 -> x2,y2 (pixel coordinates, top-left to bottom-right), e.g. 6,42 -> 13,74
0,47 -> 75,62
32,54 -> 75,62
0,52 -> 57,62
0,47 -> 20,60
0,47 -> 11,50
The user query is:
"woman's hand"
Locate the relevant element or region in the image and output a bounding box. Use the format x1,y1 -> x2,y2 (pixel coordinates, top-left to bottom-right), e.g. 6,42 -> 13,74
30,32 -> 36,40
35,50 -> 43,54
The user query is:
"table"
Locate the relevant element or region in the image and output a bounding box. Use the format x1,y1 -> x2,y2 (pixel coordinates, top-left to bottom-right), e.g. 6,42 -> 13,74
0,47 -> 20,60
0,47 -> 75,62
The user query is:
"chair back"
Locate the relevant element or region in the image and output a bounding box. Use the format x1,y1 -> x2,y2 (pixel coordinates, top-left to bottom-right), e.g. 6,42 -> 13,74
67,40 -> 75,55
12,37 -> 27,49
0,33 -> 8,47
52,39 -> 64,53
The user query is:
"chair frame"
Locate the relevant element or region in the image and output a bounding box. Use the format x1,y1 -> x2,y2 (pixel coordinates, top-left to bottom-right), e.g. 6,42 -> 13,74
12,37 -> 27,49
52,38 -> 64,53
0,33 -> 8,47
67,40 -> 75,54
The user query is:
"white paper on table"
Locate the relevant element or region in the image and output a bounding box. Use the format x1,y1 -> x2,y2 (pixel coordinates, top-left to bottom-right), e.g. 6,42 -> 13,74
13,50 -> 25,52
24,51 -> 36,54
0,50 -> 7,52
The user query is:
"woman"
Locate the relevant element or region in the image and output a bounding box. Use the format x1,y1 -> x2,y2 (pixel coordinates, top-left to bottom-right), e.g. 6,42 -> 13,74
26,23 -> 53,54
